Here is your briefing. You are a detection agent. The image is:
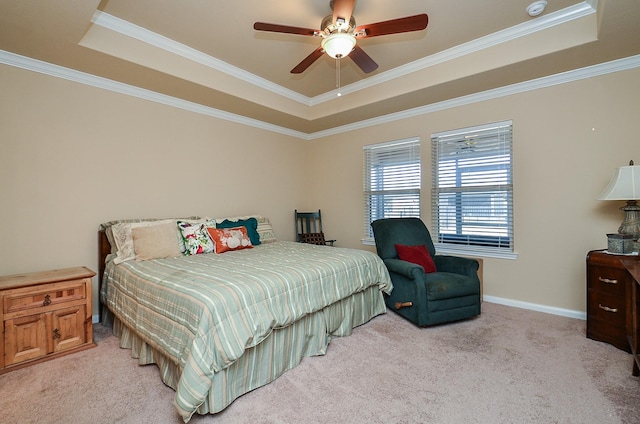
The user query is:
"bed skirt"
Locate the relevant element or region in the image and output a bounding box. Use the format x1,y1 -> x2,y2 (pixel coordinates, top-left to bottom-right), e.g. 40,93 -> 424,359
103,285 -> 386,422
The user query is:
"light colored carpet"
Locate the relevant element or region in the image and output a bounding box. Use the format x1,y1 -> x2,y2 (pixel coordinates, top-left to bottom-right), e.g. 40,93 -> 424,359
1,302 -> 638,424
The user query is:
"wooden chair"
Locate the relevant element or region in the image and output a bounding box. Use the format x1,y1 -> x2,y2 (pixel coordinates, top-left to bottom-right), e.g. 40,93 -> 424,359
295,209 -> 335,246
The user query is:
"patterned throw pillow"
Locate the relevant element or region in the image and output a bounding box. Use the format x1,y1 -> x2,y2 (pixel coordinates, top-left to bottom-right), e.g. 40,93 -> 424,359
177,220 -> 215,255
207,226 -> 253,254
255,216 -> 277,243
216,217 -> 261,246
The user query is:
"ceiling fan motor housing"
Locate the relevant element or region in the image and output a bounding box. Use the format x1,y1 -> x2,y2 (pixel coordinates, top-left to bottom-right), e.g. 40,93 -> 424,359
321,14 -> 356,35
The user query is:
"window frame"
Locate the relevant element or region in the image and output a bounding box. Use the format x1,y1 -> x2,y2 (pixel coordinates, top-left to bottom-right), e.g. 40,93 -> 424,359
362,137 -> 421,244
431,121 -> 517,259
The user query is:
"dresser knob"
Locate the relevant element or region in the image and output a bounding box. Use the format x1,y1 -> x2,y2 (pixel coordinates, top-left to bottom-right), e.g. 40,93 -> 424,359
599,304 -> 618,313
52,329 -> 61,339
598,277 -> 618,284
42,294 -> 51,306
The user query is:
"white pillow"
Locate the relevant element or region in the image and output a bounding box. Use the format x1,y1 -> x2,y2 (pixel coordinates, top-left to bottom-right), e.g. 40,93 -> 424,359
111,219 -> 174,264
132,223 -> 183,261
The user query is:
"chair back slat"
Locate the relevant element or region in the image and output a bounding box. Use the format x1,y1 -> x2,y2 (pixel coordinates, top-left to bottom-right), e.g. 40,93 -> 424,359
295,209 -> 324,242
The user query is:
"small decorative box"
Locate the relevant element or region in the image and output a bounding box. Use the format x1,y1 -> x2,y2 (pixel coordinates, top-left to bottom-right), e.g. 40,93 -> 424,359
607,233 -> 635,254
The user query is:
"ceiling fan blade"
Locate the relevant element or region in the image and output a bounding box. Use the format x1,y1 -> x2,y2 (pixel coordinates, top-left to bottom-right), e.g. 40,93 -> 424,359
350,45 -> 378,73
332,0 -> 356,25
291,47 -> 325,74
355,14 -> 428,38
254,22 -> 318,36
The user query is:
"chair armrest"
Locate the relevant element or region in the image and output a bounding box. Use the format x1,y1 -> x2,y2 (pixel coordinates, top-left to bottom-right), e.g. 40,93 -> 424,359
384,258 -> 425,281
433,255 -> 479,277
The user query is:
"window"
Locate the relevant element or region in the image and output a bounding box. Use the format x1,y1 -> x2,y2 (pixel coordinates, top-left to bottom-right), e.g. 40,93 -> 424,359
363,138 -> 421,242
431,121 -> 514,258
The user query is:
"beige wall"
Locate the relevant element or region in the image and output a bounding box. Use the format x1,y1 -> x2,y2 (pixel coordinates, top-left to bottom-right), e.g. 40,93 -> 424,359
308,67 -> 640,313
0,64 -> 306,315
1,62 -> 639,317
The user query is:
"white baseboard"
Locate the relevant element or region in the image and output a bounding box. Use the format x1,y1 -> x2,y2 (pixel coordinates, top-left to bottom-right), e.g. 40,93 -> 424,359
483,295 -> 586,320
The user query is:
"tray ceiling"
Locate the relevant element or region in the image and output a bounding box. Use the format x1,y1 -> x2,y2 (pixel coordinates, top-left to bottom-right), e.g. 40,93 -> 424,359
1,0 -> 639,135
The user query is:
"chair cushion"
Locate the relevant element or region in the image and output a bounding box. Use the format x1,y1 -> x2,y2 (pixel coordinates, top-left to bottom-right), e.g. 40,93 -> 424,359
299,232 -> 327,245
424,272 -> 480,300
395,244 -> 437,273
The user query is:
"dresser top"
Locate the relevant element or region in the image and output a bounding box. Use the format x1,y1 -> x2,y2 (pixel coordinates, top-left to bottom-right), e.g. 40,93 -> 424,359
0,267 -> 96,290
621,258 -> 640,284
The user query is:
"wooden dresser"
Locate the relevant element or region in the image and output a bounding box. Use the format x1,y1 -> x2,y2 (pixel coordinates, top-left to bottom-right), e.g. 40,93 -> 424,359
586,250 -> 640,352
0,267 -> 96,374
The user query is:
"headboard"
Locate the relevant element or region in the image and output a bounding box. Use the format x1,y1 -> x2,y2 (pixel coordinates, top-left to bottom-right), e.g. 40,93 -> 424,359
97,230 -> 110,321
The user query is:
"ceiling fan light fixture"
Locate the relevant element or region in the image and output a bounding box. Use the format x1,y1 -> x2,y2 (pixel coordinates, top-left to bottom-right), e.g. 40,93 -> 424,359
321,32 -> 356,58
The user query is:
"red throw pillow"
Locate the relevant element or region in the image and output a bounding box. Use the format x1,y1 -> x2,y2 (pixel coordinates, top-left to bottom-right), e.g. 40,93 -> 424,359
395,244 -> 437,273
207,226 -> 253,254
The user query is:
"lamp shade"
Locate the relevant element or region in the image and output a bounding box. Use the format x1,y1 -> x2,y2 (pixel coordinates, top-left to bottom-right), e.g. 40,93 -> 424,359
321,33 -> 356,58
597,163 -> 640,200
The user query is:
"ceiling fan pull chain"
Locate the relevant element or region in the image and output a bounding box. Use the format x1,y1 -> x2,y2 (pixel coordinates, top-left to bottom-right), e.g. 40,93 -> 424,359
336,57 -> 341,93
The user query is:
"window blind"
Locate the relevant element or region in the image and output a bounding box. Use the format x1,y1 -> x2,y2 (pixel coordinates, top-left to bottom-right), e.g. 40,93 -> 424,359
431,121 -> 513,252
363,138 -> 421,240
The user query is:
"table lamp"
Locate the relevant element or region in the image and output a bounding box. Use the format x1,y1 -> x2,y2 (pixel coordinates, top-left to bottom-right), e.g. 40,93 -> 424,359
598,160 -> 640,253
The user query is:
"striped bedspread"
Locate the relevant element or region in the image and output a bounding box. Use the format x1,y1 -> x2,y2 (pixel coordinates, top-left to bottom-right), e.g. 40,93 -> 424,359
101,241 -> 392,420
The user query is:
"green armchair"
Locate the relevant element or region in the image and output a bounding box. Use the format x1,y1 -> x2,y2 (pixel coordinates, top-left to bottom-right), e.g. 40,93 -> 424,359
371,217 -> 481,326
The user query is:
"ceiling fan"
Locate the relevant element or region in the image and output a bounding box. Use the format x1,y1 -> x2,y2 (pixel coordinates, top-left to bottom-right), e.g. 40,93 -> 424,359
253,0 -> 428,74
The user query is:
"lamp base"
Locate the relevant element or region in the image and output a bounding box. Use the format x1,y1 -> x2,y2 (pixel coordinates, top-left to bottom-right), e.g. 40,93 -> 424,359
618,200 -> 640,238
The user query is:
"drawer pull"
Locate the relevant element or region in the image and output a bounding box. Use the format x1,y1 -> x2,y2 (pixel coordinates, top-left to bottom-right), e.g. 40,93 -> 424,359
52,329 -> 61,340
598,304 -> 618,313
42,294 -> 51,306
598,277 -> 618,284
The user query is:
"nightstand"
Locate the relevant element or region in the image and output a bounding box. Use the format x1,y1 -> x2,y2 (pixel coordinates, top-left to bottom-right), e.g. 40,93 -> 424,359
0,266 -> 96,373
586,250 -> 640,352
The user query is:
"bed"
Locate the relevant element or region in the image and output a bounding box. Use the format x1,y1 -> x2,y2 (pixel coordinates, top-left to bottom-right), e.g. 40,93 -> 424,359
98,216 -> 392,422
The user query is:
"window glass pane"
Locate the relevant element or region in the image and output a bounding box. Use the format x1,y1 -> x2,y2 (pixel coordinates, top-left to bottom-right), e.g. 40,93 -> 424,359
431,121 -> 513,252
363,138 -> 421,239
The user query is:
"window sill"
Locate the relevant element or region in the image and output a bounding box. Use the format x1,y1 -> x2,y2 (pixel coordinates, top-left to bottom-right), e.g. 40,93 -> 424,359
434,243 -> 518,260
362,239 -> 517,260
361,238 -> 376,246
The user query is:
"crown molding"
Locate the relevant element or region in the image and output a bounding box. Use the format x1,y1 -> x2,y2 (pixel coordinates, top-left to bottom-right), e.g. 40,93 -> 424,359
0,50 -> 308,139
90,11 -> 312,106
91,3 -> 596,108
311,1 -> 598,103
1,50 -> 638,141
308,54 -> 640,139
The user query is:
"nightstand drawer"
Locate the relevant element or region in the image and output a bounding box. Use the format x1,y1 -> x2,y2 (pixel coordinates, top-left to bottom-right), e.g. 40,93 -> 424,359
2,279 -> 86,315
588,265 -> 627,296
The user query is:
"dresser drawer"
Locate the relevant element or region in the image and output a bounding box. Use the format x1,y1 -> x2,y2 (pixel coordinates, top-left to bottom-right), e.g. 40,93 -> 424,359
587,289 -> 626,327
587,265 -> 627,296
2,279 -> 86,314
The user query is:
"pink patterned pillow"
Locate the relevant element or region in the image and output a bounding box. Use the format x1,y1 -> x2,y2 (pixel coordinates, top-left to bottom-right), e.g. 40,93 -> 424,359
207,227 -> 253,253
